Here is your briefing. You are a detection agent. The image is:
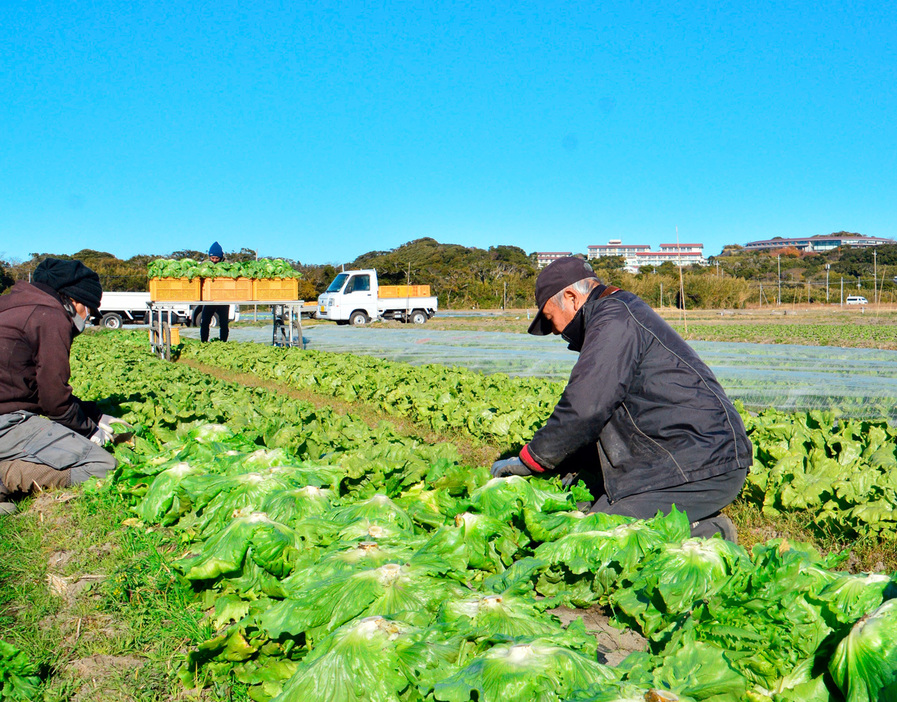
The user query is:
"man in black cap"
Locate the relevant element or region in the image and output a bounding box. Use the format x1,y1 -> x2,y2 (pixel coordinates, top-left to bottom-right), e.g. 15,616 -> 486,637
0,258 -> 122,515
490,257 -> 752,540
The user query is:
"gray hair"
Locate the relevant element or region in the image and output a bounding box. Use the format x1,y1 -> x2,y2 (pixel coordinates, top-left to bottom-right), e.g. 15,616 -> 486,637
551,277 -> 601,310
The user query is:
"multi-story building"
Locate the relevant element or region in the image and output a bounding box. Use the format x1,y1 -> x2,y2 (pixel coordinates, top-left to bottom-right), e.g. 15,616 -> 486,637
743,234 -> 896,252
587,240 -> 707,272
535,251 -> 573,268
634,244 -> 706,269
587,240 -> 651,259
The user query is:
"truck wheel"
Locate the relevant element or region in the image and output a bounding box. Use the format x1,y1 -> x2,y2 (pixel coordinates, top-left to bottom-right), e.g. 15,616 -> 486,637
193,310 -> 219,327
349,311 -> 370,326
101,313 -> 123,329
409,310 -> 427,325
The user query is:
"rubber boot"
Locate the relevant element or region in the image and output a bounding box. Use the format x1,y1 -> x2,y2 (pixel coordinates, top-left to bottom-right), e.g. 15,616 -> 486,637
690,513 -> 738,543
0,463 -> 15,515
0,459 -> 71,493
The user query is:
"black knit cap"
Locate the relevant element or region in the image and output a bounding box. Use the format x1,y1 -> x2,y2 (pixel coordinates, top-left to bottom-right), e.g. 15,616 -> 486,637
33,258 -> 103,315
528,257 -> 598,335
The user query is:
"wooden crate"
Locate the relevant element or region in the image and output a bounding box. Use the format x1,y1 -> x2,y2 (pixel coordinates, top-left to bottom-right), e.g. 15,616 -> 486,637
147,326 -> 180,344
378,284 -> 431,298
252,278 -> 299,301
201,277 -> 253,301
149,277 -> 201,301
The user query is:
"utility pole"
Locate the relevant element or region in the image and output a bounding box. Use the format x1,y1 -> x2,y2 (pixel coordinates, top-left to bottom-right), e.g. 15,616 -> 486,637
502,281 -> 507,310
777,254 -> 781,305
840,277 -> 844,307
873,250 -> 878,304
825,264 -> 830,302
406,263 -> 411,285
716,260 -> 720,277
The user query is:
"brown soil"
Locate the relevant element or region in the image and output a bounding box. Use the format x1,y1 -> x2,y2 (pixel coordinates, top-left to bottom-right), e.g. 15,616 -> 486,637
550,605 -> 648,665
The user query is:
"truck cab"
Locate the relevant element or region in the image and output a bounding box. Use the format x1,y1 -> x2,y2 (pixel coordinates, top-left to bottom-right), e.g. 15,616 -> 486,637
317,269 -> 437,325
321,270 -> 377,325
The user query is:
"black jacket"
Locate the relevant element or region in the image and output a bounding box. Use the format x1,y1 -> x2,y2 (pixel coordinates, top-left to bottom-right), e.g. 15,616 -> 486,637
0,280 -> 102,436
524,288 -> 752,502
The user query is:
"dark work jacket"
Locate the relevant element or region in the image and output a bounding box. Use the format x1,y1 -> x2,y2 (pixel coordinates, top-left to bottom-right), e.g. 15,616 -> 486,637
524,288 -> 753,503
0,281 -> 101,436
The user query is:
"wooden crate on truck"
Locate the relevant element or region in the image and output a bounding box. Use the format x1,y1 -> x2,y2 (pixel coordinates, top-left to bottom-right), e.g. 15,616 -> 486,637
379,284 -> 431,298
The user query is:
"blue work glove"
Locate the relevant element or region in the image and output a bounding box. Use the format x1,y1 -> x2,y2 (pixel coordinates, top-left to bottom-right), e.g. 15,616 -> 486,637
490,457 -> 535,478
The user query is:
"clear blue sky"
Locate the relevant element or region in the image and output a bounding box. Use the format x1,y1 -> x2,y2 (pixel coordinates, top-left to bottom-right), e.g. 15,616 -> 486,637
2,0 -> 895,265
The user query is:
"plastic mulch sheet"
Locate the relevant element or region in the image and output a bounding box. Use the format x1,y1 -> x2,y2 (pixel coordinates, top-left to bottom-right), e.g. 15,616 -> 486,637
181,326 -> 897,422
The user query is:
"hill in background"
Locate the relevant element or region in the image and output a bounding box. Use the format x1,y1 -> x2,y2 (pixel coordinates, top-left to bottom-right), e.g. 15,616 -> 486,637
4,235 -> 896,309
0,239 -> 540,309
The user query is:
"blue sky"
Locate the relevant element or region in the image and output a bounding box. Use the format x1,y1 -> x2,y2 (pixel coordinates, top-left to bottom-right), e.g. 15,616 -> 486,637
2,0 -> 895,265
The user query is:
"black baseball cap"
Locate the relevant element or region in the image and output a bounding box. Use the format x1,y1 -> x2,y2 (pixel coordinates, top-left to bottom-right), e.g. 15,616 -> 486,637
528,257 -> 598,335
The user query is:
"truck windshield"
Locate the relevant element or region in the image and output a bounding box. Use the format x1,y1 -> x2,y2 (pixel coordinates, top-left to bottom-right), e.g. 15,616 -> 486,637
326,273 -> 350,293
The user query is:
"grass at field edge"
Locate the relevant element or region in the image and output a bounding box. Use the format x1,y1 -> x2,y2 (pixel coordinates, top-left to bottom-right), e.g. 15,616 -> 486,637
0,485 -> 251,701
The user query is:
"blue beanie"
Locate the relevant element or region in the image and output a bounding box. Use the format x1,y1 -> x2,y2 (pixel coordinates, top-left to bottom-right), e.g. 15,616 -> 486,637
209,241 -> 224,257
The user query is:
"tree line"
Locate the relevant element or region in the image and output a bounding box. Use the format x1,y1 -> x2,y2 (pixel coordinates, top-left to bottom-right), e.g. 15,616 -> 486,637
0,241 -> 537,309
3,235 -> 896,309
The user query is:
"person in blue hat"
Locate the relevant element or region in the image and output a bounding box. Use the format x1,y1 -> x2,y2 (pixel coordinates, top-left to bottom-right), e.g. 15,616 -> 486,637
200,242 -> 230,342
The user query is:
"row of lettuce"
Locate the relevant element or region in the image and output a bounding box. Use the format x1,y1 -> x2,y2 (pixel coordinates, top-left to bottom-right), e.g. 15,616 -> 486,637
180,338 -> 897,539
147,258 -> 302,280
51,331 -> 896,701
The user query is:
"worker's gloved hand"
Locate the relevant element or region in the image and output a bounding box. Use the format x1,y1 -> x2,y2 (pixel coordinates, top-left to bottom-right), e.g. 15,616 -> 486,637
98,414 -> 132,434
490,457 -> 534,478
89,425 -> 113,446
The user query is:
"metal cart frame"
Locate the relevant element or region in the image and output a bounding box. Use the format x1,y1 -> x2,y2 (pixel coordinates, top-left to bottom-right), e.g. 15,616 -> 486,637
148,300 -> 305,360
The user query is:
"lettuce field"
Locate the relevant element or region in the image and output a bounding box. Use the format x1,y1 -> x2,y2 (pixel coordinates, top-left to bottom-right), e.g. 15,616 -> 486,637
3,330 -> 897,701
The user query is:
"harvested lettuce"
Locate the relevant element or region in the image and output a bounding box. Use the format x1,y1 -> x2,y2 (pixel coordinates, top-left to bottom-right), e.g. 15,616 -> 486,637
433,637 -> 619,702
829,598 -> 897,702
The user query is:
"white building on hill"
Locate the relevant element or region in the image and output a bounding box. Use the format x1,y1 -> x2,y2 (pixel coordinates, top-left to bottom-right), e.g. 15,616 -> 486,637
535,251 -> 573,268
587,240 -> 707,272
587,240 -> 651,259
743,234 -> 896,252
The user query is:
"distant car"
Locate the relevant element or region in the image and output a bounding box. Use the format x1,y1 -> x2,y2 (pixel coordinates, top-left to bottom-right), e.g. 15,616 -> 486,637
846,295 -> 868,305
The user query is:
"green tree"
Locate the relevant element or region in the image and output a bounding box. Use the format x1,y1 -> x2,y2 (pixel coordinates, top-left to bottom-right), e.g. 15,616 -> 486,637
0,261 -> 13,294
589,256 -> 626,273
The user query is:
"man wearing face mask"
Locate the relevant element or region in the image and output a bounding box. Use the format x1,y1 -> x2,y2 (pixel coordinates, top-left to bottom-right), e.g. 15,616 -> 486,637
490,257 -> 752,541
0,258 -> 121,515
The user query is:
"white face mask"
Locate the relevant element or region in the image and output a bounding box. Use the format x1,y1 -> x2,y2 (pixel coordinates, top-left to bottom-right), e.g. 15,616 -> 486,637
63,299 -> 87,335
71,311 -> 86,334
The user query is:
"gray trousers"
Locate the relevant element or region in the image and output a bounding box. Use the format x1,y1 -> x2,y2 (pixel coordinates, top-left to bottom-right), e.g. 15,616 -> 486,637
0,412 -> 116,488
588,468 -> 748,522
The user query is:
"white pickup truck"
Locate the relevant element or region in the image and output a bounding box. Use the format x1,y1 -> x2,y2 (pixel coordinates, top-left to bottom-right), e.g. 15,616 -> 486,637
97,292 -> 239,329
316,269 -> 438,325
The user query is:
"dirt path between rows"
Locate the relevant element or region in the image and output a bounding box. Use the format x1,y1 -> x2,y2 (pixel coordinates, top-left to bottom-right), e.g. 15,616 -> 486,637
178,357 -> 501,468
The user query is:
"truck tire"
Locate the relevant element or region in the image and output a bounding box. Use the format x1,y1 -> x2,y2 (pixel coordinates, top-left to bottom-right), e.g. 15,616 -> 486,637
349,311 -> 370,326
193,310 -> 219,327
409,309 -> 427,325
101,313 -> 123,329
